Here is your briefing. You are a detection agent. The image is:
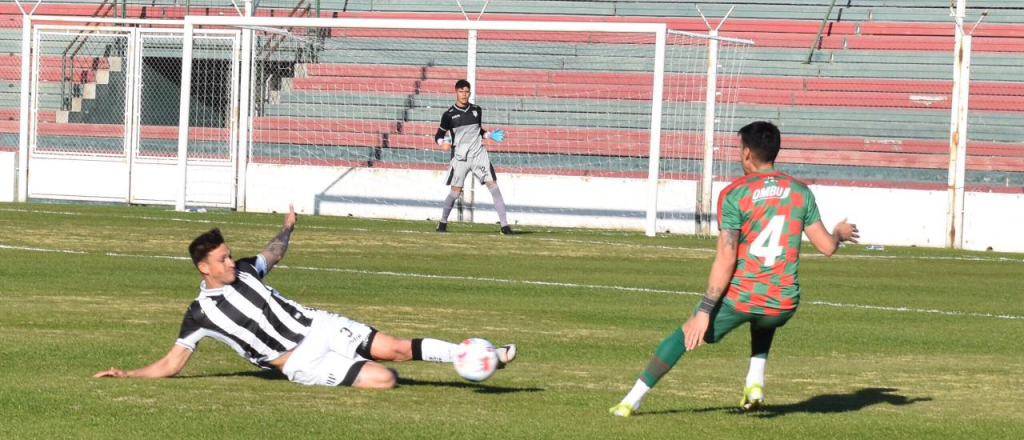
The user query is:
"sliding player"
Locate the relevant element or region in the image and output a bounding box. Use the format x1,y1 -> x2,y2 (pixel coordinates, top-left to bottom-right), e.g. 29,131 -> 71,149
95,205 -> 517,388
435,79 -> 515,235
610,121 -> 859,416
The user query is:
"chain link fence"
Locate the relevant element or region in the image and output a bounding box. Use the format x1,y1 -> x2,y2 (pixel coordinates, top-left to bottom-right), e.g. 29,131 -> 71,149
34,29 -> 130,157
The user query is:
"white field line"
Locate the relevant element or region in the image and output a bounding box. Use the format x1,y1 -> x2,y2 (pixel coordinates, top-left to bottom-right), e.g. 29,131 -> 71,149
0,208 -> 81,216
0,244 -> 86,254
0,208 -> 334,230
805,301 -> 1024,321
2,244 -> 1022,321
3,207 -> 1021,263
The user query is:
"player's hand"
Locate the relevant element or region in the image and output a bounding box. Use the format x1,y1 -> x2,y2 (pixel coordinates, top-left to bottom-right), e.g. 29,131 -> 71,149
283,203 -> 297,231
833,218 -> 859,243
682,312 -> 710,351
93,367 -> 127,378
488,128 -> 505,143
441,136 -> 452,151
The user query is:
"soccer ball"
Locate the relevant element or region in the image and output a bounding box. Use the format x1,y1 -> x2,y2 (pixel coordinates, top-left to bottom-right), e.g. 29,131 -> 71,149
453,338 -> 499,382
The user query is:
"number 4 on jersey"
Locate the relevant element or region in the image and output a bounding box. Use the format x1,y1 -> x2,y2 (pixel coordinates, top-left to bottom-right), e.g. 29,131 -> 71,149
750,215 -> 786,267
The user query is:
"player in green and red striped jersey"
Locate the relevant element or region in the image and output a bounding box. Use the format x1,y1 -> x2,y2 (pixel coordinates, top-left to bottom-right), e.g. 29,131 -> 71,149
610,121 -> 859,417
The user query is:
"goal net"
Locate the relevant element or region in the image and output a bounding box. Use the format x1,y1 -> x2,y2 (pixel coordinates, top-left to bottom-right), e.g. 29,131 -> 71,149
183,17 -> 752,234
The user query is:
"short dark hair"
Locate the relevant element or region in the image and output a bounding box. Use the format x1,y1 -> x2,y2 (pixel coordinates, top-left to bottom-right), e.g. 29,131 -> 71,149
189,228 -> 225,267
737,121 -> 781,163
455,79 -> 471,90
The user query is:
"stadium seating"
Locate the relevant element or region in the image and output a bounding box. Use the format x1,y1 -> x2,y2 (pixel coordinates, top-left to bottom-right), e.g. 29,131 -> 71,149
0,0 -> 1021,190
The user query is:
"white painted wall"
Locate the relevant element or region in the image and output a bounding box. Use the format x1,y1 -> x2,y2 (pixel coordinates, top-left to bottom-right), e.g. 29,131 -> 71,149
14,156 -> 236,207
808,185 -> 950,248
245,163 -> 699,233
2,159 -> 1019,252
963,191 -> 1024,253
0,152 -> 15,203
706,182 -> 950,247
131,161 -> 236,207
27,156 -> 130,202
246,163 -> 1022,252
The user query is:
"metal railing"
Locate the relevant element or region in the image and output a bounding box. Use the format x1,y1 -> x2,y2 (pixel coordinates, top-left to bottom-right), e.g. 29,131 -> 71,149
251,0 -> 321,116
254,0 -> 321,62
804,0 -> 838,64
60,0 -> 122,111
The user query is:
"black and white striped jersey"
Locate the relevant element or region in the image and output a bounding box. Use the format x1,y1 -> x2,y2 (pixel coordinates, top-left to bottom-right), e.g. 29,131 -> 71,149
435,103 -> 487,161
175,255 -> 316,368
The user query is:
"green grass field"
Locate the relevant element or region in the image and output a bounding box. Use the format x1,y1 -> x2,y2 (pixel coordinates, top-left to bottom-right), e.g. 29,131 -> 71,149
1,203 -> 1022,439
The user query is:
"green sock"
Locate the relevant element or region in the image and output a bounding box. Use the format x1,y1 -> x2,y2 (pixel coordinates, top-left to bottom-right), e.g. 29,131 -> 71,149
640,326 -> 686,387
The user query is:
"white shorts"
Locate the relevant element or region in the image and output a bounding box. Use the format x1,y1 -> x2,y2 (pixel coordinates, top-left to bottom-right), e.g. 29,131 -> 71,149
281,311 -> 377,387
446,151 -> 496,188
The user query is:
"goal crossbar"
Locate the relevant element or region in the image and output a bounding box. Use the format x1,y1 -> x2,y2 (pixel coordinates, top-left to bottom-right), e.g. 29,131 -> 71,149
668,29 -> 754,46
184,16 -> 667,34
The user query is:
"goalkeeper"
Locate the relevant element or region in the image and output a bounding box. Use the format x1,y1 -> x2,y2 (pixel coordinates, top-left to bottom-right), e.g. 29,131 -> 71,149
434,79 -> 514,235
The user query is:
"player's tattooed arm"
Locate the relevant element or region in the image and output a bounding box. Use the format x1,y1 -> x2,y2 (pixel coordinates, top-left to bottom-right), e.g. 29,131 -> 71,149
264,226 -> 291,260
698,229 -> 740,314
698,286 -> 724,314
684,229 -> 738,349
722,228 -> 739,248
261,204 -> 297,271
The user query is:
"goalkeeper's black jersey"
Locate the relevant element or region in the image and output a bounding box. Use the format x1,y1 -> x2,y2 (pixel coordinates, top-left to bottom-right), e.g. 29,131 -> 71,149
435,103 -> 486,161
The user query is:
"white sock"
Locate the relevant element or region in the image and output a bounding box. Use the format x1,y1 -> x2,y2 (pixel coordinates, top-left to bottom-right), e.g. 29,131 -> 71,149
620,379 -> 651,409
414,338 -> 455,363
746,356 -> 766,387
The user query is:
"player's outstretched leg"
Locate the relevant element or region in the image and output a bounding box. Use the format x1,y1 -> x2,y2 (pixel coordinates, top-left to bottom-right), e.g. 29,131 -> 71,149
610,326 -> 687,417
370,333 -> 516,369
742,325 -> 777,411
367,333 -> 454,363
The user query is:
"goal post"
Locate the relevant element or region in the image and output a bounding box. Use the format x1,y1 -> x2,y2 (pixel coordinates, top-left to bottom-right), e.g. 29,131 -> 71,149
176,15 -> 751,234
648,28 -> 667,238
17,17 -> 30,203
175,22 -> 195,212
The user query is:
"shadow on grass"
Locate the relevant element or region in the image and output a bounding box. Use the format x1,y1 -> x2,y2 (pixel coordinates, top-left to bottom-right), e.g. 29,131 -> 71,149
442,228 -> 536,236
179,371 -> 543,394
178,370 -> 288,380
643,387 -> 931,418
397,377 -> 544,394
504,230 -> 535,236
